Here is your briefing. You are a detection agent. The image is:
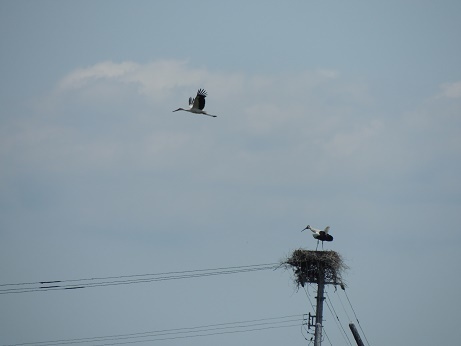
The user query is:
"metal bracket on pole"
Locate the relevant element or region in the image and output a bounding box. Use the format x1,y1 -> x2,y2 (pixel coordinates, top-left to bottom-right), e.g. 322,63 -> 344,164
307,312 -> 316,330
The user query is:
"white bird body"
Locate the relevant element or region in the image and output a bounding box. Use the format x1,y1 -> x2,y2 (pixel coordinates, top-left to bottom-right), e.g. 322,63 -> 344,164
173,89 -> 217,117
301,225 -> 333,250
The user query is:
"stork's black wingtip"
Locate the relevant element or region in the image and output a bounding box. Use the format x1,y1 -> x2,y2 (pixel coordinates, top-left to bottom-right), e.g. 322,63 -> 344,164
197,88 -> 208,97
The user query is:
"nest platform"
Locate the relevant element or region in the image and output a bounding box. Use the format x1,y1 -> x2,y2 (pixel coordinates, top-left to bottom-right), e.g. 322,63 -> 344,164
282,248 -> 347,288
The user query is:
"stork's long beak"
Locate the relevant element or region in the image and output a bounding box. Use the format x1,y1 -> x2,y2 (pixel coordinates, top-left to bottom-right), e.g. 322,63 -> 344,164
301,227 -> 307,232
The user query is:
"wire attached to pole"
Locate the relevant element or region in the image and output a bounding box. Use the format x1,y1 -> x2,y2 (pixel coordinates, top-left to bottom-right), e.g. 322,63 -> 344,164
342,287 -> 372,346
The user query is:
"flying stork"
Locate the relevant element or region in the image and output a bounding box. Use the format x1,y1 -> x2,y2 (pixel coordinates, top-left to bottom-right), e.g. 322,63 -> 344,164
301,225 -> 333,250
173,89 -> 217,118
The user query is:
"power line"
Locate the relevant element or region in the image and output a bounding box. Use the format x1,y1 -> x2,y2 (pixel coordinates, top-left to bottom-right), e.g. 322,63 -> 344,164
342,288 -> 372,346
2,314 -> 302,346
0,263 -> 278,295
336,288 -> 353,321
0,263 -> 277,287
303,286 -> 316,311
321,322 -> 333,346
325,291 -> 353,346
93,324 -> 299,346
302,286 -> 332,345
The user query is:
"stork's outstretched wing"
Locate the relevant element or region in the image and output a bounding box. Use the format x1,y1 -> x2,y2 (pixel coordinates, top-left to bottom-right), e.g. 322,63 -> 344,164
324,226 -> 330,234
192,89 -> 207,110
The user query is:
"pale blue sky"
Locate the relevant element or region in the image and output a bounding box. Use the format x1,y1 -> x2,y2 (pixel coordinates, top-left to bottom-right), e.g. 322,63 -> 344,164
1,1 -> 461,345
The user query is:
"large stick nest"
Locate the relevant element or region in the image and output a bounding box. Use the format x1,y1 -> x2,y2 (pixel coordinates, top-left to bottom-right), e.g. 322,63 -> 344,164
282,249 -> 348,288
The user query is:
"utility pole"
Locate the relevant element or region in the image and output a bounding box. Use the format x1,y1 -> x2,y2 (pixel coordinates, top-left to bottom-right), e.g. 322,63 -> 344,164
283,249 -> 346,346
349,323 -> 365,346
314,265 -> 325,346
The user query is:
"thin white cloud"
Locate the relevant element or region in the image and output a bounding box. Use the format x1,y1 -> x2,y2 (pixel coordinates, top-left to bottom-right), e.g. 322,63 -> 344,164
55,60 -> 346,105
57,60 -> 213,101
437,81 -> 461,99
58,61 -> 139,90
11,58 -> 459,196
3,60 -> 385,185
325,120 -> 383,158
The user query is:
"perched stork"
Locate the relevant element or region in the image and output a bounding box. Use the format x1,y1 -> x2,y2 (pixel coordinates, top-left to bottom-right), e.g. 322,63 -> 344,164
173,89 -> 217,118
301,225 -> 333,250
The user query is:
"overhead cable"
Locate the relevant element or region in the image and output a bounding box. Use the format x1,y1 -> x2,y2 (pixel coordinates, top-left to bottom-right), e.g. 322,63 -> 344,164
2,314 -> 301,346
342,288 -> 372,346
0,263 -> 278,294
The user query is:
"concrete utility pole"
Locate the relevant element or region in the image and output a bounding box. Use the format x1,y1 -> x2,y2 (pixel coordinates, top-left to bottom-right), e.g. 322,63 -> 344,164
349,323 -> 365,346
314,265 -> 325,346
283,249 -> 346,346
